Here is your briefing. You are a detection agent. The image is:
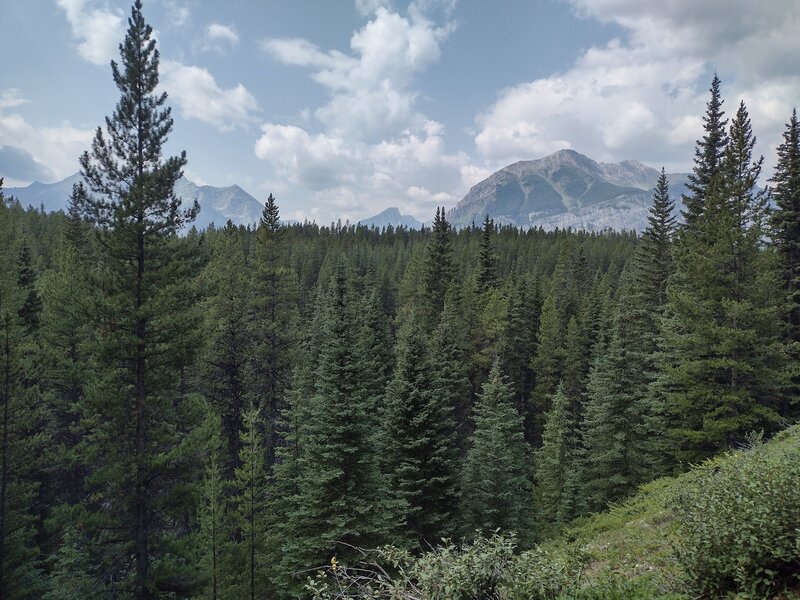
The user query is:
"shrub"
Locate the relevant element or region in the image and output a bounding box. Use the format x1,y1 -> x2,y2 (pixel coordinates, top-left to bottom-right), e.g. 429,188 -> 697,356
671,429 -> 800,597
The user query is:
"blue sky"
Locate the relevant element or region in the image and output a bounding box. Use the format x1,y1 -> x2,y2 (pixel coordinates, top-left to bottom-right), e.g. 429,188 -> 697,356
1,0 -> 798,223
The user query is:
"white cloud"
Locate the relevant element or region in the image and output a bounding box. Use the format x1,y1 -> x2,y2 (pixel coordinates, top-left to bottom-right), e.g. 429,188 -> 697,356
198,23 -> 240,54
160,60 -> 258,132
256,3 -> 467,222
475,0 -> 800,173
0,90 -> 92,182
0,89 -> 29,110
56,0 -> 124,66
163,0 -> 190,28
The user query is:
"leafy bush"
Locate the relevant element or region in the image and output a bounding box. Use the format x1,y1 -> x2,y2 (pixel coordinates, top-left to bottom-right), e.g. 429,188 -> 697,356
672,428 -> 800,597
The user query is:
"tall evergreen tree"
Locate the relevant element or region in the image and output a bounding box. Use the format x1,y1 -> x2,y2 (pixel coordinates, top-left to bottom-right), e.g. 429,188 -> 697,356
461,360 -> 533,546
421,207 -> 454,326
635,169 -> 676,311
770,108 -> 800,410
228,409 -> 269,600
529,293 -> 564,445
683,73 -> 729,226
277,262 -> 394,594
430,286 -> 474,451
534,383 -> 575,529
201,222 -> 251,474
249,194 -> 298,468
76,2 -> 201,595
477,214 -> 498,291
662,101 -> 785,463
197,414 -> 227,600
384,314 -> 459,547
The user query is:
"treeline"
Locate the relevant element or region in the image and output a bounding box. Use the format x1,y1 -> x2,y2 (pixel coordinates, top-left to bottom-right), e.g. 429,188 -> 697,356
1,3 -> 799,599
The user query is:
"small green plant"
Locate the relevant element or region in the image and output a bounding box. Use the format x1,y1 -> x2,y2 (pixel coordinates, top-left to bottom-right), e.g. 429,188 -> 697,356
672,428 -> 800,598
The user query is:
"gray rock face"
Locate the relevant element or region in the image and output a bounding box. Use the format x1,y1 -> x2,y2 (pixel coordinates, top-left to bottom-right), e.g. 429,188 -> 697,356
449,149 -> 689,231
358,207 -> 423,229
6,174 -> 265,230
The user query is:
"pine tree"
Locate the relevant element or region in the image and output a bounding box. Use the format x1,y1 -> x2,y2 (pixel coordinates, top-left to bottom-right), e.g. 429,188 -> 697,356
228,409 -> 269,600
499,274 -> 539,431
430,286 -> 474,452
15,241 -> 42,336
383,314 -> 459,547
249,194 -> 298,468
195,412 -> 228,600
635,169 -> 676,311
421,207 -> 454,326
477,214 -> 497,291
201,222 -> 251,474
529,293 -> 564,445
683,73 -> 728,226
461,360 -> 533,545
534,383 -> 574,529
663,101 -> 785,463
278,261 -> 394,594
770,108 -> 800,415
76,2 -> 201,595
0,307 -> 45,599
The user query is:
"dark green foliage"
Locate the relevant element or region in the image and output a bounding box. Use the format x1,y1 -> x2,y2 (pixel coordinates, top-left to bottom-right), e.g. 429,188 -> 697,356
278,261 -> 394,594
228,409 -> 269,600
200,222 -> 251,474
383,314 -> 459,547
770,109 -> 800,415
461,360 -> 533,545
478,214 -> 498,291
534,383 -> 575,528
634,168 -> 675,311
15,241 -> 42,336
530,293 -> 563,445
430,286 -> 474,451
673,429 -> 800,597
75,1 -> 203,595
249,194 -> 299,468
421,207 -> 454,326
683,73 -> 728,226
662,101 -> 786,463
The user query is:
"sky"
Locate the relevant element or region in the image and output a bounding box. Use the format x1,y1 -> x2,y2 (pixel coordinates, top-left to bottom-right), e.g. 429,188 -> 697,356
1,0 -> 799,224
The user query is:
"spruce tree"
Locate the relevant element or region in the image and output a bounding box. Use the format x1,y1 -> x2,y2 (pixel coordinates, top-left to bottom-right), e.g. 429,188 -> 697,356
76,2 -> 201,594
663,101 -> 785,462
201,222 -> 251,474
430,286 -> 474,451
770,108 -> 800,414
249,194 -> 298,468
228,409 -> 269,600
0,307 -> 45,599
534,383 -> 574,529
477,214 -> 498,291
383,314 -> 459,547
421,207 -> 454,326
635,169 -> 676,311
529,293 -> 563,445
683,73 -> 728,226
461,360 -> 533,545
278,261 -> 394,593
499,274 -> 539,432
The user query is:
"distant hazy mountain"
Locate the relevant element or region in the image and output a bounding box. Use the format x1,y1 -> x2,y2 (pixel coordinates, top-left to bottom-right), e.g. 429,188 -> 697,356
358,207 -> 423,229
449,149 -> 689,232
5,174 -> 265,230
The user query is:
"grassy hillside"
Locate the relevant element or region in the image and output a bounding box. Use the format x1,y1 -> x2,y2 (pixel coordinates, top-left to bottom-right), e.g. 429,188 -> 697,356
310,425 -> 800,598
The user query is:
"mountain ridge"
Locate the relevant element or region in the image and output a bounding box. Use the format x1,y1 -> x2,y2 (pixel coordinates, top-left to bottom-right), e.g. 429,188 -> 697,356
5,174 -> 265,230
449,149 -> 689,232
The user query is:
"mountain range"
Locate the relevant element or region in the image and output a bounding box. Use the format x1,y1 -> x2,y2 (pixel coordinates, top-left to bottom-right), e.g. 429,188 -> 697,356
4,150 -> 689,233
5,174 -> 265,230
357,206 -> 423,229
447,149 -> 689,232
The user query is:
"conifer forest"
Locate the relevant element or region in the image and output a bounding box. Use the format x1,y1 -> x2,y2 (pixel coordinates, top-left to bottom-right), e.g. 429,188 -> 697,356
1,3 -> 799,599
